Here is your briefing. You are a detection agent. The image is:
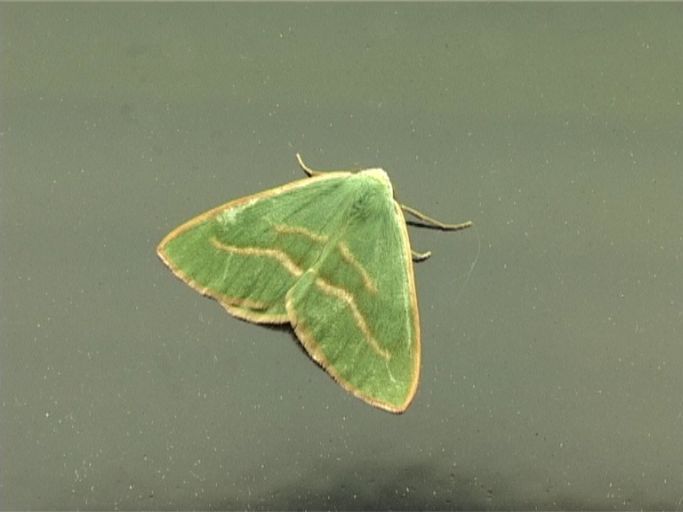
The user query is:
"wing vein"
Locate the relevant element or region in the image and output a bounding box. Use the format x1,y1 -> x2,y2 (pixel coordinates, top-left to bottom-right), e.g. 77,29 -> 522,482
210,237 -> 303,277
313,277 -> 390,360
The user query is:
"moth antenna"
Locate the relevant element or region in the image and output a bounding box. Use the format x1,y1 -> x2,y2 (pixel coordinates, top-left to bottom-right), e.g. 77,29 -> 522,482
296,153 -> 365,176
296,153 -> 325,177
401,204 -> 472,231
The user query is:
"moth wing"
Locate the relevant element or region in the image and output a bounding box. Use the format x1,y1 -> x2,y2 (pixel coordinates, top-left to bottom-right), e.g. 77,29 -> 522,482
157,173 -> 354,323
285,172 -> 420,413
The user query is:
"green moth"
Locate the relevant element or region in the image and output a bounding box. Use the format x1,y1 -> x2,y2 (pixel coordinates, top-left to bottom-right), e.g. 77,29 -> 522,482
157,155 -> 471,413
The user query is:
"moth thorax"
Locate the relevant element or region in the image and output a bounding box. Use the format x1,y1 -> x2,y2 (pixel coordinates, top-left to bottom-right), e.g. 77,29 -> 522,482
361,168 -> 393,193
350,172 -> 392,219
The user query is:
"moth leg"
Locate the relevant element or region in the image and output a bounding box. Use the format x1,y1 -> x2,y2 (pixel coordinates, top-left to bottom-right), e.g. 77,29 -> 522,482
401,204 -> 472,231
411,249 -> 432,262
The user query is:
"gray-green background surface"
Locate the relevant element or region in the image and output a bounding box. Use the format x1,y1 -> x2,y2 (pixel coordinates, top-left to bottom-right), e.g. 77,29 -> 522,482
2,4 -> 682,510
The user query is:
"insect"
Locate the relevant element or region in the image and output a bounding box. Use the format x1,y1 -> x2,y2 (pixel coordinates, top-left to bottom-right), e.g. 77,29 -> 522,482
157,154 -> 471,413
